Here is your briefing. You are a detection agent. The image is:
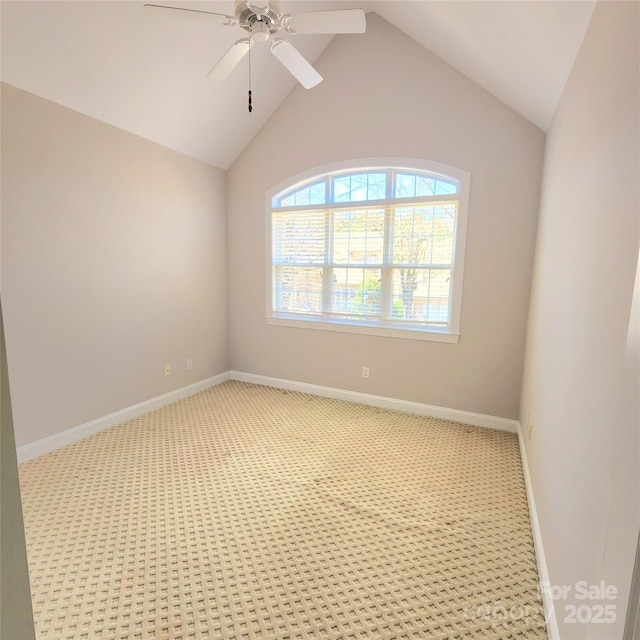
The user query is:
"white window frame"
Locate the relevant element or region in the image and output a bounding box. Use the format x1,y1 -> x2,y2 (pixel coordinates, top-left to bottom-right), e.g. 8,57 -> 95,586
265,157 -> 470,343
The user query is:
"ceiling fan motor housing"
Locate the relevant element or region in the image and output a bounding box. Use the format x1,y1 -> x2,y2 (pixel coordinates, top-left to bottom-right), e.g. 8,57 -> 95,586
235,0 -> 283,33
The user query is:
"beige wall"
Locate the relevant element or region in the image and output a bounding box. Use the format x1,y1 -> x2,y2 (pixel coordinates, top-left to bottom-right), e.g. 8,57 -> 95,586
1,84 -> 229,448
519,2 -> 639,638
227,13 -> 545,420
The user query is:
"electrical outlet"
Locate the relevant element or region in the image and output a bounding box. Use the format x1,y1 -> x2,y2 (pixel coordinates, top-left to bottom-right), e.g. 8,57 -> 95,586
186,358 -> 193,371
164,364 -> 171,376
362,366 -> 370,379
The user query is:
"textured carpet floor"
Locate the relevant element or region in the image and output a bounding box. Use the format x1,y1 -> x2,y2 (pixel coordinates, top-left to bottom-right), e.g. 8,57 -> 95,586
19,381 -> 547,639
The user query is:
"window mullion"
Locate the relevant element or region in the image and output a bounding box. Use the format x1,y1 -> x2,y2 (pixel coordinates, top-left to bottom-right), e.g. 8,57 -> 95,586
381,203 -> 393,320
323,209 -> 333,317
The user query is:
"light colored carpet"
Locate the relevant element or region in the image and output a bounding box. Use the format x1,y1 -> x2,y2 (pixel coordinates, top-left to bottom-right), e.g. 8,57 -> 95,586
19,380 -> 547,639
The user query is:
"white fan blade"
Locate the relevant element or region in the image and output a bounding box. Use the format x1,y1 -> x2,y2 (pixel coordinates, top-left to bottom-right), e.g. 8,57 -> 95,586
143,4 -> 235,26
271,40 -> 322,89
284,9 -> 366,35
207,40 -> 252,80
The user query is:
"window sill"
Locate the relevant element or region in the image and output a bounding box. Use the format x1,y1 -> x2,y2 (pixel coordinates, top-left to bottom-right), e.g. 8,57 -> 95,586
266,315 -> 460,343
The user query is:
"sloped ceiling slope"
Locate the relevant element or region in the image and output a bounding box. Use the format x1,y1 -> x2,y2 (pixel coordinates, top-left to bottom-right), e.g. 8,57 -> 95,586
370,0 -> 596,133
0,1 -> 595,169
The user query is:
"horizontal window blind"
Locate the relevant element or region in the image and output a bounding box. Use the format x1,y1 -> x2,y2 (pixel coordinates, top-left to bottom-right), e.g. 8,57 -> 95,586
273,200 -> 458,326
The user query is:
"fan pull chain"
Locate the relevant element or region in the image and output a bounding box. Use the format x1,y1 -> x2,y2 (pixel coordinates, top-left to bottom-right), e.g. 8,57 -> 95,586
248,47 -> 253,113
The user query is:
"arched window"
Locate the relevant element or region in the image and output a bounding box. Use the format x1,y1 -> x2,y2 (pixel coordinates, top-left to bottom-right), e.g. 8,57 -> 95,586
267,158 -> 470,342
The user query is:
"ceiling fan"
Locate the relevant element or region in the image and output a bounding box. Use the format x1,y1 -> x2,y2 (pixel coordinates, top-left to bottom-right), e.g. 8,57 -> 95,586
144,1 -> 366,89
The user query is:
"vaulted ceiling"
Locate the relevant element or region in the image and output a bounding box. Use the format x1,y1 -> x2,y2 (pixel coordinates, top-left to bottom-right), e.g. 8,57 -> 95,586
1,1 -> 596,169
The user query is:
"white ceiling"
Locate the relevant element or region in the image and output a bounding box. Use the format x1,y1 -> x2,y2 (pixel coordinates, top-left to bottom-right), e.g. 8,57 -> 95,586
1,0 -> 596,169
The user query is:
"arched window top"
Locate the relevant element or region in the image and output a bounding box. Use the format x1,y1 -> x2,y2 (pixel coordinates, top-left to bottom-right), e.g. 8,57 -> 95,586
275,180 -> 326,208
272,166 -> 460,209
394,171 -> 458,198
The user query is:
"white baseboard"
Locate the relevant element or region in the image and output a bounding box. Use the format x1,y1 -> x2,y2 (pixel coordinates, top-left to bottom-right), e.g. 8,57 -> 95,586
17,372 -> 231,463
17,371 -> 517,463
18,369 -> 519,459
229,371 -> 519,433
517,424 -> 559,640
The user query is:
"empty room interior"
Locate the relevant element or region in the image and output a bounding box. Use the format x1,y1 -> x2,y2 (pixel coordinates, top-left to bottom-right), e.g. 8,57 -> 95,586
1,1 -> 638,639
